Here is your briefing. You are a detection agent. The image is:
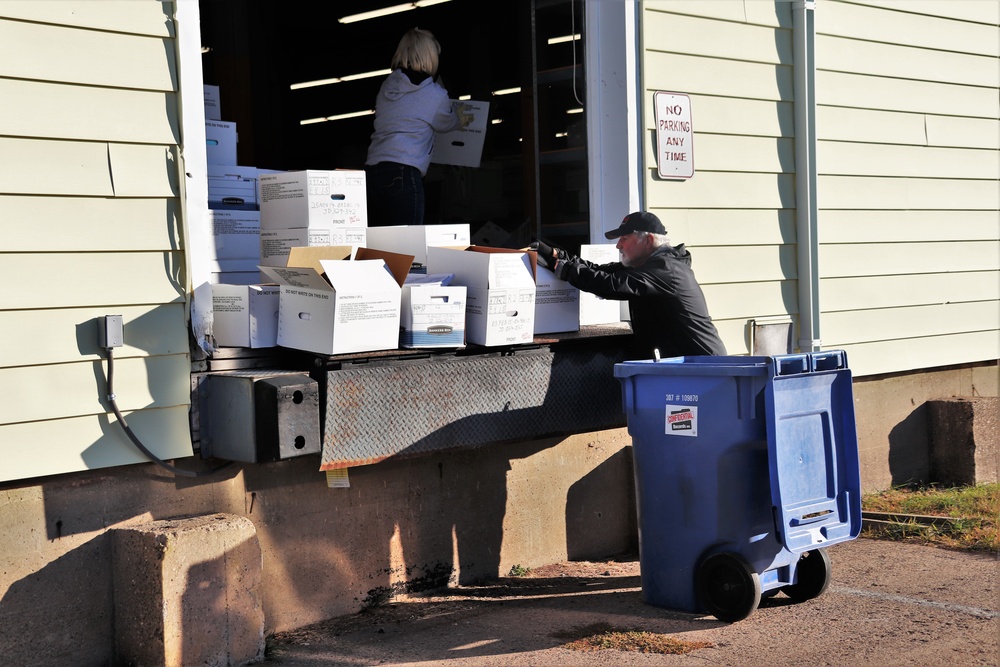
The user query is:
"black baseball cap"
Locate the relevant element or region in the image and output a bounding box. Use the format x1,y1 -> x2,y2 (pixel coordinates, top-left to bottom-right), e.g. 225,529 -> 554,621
604,211 -> 666,239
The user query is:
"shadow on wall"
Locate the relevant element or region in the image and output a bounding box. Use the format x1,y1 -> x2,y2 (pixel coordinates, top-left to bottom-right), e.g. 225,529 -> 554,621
887,402 -> 931,487
0,534 -> 115,666
566,447 -> 637,560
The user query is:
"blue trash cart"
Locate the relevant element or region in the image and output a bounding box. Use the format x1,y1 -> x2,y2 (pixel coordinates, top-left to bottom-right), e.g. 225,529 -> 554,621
614,351 -> 862,622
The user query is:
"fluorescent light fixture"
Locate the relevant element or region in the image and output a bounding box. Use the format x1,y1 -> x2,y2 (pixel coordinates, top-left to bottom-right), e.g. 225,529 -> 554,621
492,87 -> 521,96
291,68 -> 391,91
566,107 -> 583,115
457,94 -> 471,101
547,33 -> 580,45
555,131 -> 568,138
300,109 -> 375,126
491,118 -> 503,125
339,0 -> 451,24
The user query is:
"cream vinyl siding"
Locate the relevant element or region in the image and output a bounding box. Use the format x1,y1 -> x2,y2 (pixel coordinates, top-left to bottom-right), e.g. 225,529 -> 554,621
0,2 -> 192,482
816,0 -> 999,376
640,1 -> 999,376
641,1 -> 796,357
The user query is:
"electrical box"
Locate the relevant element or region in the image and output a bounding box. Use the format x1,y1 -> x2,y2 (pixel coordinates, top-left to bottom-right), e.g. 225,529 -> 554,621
199,372 -> 321,463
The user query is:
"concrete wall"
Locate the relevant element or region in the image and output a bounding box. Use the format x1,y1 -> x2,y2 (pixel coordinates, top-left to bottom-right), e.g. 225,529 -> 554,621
0,429 -> 635,666
0,361 -> 995,665
853,361 -> 998,492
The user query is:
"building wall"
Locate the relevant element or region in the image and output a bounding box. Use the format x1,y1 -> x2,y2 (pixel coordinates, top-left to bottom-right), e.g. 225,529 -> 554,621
815,0 -> 1000,375
0,2 -> 996,663
640,0 -> 999,377
0,430 -> 636,666
0,1 -> 194,482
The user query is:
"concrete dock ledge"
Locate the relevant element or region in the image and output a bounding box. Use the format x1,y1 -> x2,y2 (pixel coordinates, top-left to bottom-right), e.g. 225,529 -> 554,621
112,513 -> 265,667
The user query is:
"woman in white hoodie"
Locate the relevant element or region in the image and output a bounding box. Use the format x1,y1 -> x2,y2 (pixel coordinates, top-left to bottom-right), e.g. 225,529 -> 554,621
365,28 -> 470,226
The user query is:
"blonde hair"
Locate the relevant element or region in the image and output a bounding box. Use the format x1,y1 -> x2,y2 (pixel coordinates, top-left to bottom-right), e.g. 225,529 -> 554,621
391,28 -> 441,77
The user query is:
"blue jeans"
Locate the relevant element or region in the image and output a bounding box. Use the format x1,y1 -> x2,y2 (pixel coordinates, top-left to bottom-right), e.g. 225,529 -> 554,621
365,162 -> 425,226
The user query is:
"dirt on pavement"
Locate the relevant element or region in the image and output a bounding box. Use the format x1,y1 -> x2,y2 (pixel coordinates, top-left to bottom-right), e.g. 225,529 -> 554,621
264,537 -> 998,667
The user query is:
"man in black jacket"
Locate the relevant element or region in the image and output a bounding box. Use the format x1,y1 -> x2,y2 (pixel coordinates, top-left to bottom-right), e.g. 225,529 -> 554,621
533,211 -> 726,360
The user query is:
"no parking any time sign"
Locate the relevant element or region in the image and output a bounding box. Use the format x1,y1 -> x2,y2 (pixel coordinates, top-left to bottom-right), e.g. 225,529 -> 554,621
654,91 -> 694,179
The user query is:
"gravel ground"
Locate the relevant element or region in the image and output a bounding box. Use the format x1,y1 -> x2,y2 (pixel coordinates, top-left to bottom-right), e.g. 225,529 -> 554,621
264,537 -> 998,667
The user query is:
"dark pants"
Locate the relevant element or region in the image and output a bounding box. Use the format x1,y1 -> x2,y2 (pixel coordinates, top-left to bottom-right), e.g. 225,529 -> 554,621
364,162 -> 424,227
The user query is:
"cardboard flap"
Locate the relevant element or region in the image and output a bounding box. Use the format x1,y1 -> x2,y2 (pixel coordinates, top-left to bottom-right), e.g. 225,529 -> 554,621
286,246 -> 355,272
319,259 -> 400,292
356,247 -> 414,287
487,252 -> 535,289
404,273 -> 455,287
258,265 -> 331,290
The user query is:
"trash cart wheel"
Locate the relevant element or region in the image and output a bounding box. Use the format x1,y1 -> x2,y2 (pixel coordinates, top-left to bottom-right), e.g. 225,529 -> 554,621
783,548 -> 831,602
696,552 -> 762,623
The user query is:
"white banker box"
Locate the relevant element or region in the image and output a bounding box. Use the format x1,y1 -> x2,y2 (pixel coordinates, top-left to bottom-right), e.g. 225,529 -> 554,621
259,170 -> 367,247
365,224 -> 470,267
205,120 -> 237,166
579,244 -> 625,325
208,209 -> 260,261
212,284 -> 279,348
426,246 -> 535,347
260,228 -> 347,267
258,247 -> 412,356
533,265 -> 580,334
400,274 -> 466,349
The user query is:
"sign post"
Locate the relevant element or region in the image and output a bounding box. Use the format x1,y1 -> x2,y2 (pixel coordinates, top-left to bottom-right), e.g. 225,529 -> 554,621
654,92 -> 694,179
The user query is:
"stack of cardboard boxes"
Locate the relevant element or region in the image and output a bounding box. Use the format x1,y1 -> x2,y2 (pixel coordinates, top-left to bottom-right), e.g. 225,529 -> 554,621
208,86 -> 620,355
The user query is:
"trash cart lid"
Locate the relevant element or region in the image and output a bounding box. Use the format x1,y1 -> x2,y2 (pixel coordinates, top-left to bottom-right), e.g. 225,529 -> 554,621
765,351 -> 862,553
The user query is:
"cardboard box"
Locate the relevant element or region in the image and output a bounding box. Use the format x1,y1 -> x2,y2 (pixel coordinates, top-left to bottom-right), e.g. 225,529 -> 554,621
204,85 -> 221,120
208,209 -> 260,261
365,224 -> 470,268
258,247 -> 413,356
209,258 -> 261,285
206,120 -> 237,165
259,228 -> 350,267
400,274 -> 467,348
208,165 -> 266,209
578,244 -> 627,325
426,246 -> 536,347
259,170 -> 367,246
431,100 -> 490,168
533,265 -> 580,334
212,284 -> 279,348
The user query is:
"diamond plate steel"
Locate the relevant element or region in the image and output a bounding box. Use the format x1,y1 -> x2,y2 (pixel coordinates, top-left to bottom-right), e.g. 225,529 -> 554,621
321,347 -> 626,469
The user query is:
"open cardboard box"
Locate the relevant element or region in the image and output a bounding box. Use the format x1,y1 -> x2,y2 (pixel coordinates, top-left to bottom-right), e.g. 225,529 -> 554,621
425,245 -> 536,347
259,246 -> 413,355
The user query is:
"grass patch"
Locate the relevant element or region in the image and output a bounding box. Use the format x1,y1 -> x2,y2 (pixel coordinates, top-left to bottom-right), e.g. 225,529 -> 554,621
507,564 -> 531,577
861,483 -> 999,552
554,622 -> 712,655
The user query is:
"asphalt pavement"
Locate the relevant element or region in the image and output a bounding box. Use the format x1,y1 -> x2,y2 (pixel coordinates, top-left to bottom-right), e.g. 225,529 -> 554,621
263,537 -> 998,667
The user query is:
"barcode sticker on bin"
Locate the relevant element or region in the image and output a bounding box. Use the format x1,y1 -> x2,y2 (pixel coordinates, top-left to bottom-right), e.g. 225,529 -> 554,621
664,405 -> 698,437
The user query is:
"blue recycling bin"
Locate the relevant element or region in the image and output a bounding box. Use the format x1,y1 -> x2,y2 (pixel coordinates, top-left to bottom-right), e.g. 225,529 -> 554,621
614,351 -> 861,622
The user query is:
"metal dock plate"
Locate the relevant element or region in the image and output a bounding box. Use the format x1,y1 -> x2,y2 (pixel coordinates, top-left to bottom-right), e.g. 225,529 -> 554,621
321,345 -> 627,468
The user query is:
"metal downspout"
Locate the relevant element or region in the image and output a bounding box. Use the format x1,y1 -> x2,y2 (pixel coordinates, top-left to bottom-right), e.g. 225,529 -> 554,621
793,0 -> 821,352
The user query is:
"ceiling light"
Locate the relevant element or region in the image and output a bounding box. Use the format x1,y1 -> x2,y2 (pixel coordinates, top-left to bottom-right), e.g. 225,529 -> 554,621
566,107 -> 583,114
299,109 -> 374,126
492,87 -> 521,96
291,68 -> 391,91
339,0 -> 451,25
547,33 -> 580,45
